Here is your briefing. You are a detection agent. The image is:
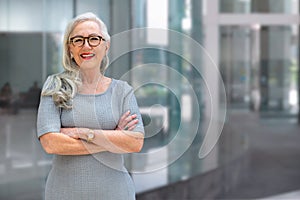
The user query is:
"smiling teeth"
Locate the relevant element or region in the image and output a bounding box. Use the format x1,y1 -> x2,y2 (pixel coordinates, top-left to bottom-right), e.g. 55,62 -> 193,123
81,54 -> 94,57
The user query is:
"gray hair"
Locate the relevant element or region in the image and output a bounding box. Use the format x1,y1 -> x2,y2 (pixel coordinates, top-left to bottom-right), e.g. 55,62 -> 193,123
42,12 -> 110,109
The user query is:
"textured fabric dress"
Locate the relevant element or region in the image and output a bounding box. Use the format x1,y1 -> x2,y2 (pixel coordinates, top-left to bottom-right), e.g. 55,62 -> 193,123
37,76 -> 144,200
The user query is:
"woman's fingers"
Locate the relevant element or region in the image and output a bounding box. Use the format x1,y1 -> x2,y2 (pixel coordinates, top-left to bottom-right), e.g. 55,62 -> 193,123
118,111 -> 131,127
119,110 -> 130,123
117,111 -> 138,130
126,119 -> 139,131
123,114 -> 137,130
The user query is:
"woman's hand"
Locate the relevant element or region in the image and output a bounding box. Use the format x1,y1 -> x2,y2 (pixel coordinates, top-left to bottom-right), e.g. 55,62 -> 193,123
115,110 -> 139,131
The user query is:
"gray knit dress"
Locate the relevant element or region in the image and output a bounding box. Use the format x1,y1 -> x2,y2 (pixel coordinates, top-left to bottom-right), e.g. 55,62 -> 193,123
37,77 -> 144,200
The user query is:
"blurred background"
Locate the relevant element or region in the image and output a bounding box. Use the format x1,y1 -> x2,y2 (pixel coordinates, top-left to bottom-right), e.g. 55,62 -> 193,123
1,0 -> 300,199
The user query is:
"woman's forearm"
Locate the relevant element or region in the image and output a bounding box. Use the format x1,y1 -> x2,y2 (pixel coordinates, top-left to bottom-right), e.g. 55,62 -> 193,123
61,127 -> 144,154
40,132 -> 105,155
91,130 -> 144,153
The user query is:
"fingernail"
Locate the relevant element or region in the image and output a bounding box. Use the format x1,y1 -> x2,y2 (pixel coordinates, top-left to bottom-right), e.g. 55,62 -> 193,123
127,110 -> 130,114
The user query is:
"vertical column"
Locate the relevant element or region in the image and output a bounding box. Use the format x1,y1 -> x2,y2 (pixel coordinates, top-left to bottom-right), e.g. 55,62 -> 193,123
167,0 -> 184,138
108,0 -> 132,81
189,0 -> 204,176
259,27 -> 269,110
191,0 -> 203,117
271,27 -> 290,111
250,25 -> 261,111
167,0 -> 184,183
201,0 -> 219,170
72,0 -> 77,17
0,34 -> 9,87
298,3 -> 300,123
108,0 -> 133,171
42,0 -> 47,81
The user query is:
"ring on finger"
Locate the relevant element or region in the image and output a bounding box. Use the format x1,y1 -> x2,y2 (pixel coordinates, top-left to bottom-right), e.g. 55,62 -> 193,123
124,126 -> 129,130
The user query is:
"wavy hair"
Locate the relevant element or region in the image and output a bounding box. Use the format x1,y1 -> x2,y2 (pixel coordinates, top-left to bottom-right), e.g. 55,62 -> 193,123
41,12 -> 111,109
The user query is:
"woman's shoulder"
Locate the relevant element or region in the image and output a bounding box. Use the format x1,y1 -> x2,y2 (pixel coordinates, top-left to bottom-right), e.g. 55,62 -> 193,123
111,79 -> 134,96
113,79 -> 132,89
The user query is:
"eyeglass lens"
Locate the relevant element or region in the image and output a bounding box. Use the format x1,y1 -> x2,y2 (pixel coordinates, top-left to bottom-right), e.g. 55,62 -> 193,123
71,36 -> 104,47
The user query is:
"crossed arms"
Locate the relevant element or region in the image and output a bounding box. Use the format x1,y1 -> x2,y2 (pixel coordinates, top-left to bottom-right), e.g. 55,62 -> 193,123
39,111 -> 144,155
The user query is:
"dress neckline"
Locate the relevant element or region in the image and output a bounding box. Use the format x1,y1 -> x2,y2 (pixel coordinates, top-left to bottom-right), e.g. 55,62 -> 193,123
76,78 -> 115,97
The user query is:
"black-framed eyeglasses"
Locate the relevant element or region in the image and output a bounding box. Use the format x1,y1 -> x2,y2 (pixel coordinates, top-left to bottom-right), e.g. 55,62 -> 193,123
69,35 -> 106,47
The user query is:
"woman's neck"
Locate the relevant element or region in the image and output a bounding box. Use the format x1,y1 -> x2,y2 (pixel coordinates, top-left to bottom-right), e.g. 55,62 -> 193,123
80,70 -> 102,84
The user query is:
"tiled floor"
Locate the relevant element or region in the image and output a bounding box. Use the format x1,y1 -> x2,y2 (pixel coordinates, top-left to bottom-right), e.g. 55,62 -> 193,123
0,109 -> 50,199
219,110 -> 300,199
258,190 -> 300,200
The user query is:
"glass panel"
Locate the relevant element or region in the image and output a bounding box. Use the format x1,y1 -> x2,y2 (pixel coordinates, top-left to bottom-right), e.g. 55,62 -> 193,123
43,0 -> 74,32
0,0 -> 72,32
220,0 -> 251,13
7,0 -> 43,31
0,0 -> 110,199
77,0 -> 111,30
0,0 -> 111,199
220,25 -> 298,116
129,0 -> 207,193
220,26 -> 252,109
0,33 -> 46,200
260,26 -> 298,116
220,0 -> 298,14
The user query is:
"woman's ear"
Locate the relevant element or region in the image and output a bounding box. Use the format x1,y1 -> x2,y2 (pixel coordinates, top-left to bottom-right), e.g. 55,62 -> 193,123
105,41 -> 110,52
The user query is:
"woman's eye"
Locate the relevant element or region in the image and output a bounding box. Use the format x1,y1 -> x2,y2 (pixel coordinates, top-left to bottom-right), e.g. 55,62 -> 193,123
74,38 -> 83,43
90,37 -> 99,41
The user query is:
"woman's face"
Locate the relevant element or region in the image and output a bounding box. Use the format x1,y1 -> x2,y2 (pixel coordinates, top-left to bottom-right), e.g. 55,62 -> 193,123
69,20 -> 109,70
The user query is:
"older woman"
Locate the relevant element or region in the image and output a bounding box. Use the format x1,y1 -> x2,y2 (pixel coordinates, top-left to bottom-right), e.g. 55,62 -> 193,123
37,12 -> 144,200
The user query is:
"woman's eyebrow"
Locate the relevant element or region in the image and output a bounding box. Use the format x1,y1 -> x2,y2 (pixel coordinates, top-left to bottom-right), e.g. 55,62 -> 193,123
70,33 -> 101,38
70,34 -> 83,38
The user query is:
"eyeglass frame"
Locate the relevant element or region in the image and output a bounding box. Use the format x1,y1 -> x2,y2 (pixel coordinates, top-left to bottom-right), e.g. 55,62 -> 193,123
69,35 -> 106,47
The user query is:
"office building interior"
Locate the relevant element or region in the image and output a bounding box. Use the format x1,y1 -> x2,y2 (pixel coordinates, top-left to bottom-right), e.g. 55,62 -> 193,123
0,0 -> 300,199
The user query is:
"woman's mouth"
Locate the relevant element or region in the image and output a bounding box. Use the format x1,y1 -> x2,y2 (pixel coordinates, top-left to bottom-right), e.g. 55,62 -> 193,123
80,53 -> 95,60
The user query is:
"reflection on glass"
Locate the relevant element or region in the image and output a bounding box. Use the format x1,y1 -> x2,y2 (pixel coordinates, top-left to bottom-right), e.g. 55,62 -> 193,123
220,0 -> 251,13
0,33 -> 50,199
0,0 -> 108,198
220,25 -> 298,116
260,26 -> 298,115
220,26 -> 252,108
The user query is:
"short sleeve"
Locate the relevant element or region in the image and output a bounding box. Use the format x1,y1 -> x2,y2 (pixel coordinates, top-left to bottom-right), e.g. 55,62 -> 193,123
121,82 -> 145,134
36,77 -> 61,138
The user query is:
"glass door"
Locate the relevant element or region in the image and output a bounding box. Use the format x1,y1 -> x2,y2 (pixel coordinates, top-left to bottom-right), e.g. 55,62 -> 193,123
259,25 -> 298,116
220,26 -> 252,109
219,25 -> 298,116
